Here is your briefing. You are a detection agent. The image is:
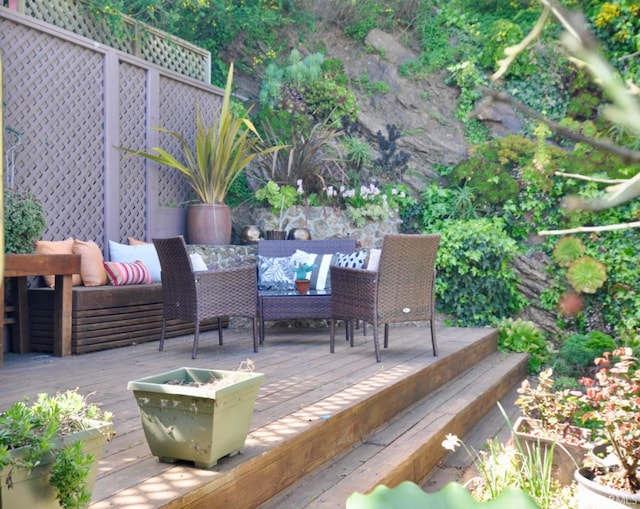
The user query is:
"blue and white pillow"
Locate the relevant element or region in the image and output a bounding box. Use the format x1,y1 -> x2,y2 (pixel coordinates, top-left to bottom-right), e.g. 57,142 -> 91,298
335,251 -> 367,269
258,255 -> 295,291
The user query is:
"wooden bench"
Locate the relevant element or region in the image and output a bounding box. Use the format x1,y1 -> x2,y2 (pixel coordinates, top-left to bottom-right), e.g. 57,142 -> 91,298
257,238 -> 356,344
28,284 -> 224,355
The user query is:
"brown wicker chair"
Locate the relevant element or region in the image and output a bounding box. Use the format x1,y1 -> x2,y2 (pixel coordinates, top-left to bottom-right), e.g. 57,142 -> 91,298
329,233 -> 441,362
152,236 -> 258,358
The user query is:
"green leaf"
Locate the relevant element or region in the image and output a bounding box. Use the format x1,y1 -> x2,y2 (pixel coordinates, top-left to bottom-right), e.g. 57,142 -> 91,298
346,481 -> 540,509
566,256 -> 607,293
552,236 -> 585,267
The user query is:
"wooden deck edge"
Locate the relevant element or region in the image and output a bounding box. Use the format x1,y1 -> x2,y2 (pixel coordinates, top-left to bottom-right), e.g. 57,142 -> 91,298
161,329 -> 500,509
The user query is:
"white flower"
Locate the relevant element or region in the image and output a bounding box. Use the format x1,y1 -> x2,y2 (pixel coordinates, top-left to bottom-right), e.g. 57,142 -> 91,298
400,191 -> 406,198
391,188 -> 398,195
442,433 -> 461,451
297,179 -> 304,194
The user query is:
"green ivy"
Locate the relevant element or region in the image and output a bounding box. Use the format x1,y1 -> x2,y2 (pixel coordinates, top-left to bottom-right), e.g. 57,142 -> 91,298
434,218 -> 526,326
496,318 -> 549,373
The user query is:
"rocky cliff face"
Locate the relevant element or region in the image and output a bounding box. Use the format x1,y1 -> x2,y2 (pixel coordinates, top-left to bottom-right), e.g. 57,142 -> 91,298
229,25 -> 470,194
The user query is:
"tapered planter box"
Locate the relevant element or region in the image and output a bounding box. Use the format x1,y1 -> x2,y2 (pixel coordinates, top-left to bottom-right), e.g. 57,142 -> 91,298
127,367 -> 265,468
0,420 -> 113,509
513,416 -> 591,486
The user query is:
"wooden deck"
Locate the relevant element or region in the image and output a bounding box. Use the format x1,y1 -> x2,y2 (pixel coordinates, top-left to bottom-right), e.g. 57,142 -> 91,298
0,322 -> 527,508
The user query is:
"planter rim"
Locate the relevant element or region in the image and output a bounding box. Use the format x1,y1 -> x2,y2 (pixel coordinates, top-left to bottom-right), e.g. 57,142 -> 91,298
575,466 -> 640,502
127,367 -> 265,398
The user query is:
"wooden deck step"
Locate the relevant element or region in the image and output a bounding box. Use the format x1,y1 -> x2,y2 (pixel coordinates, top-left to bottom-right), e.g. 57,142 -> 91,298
257,351 -> 529,508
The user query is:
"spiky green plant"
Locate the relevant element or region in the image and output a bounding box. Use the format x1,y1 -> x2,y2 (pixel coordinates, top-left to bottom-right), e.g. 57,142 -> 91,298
119,63 -> 283,204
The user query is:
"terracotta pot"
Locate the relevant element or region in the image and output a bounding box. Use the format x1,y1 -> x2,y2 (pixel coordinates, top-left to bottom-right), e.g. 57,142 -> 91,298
295,279 -> 310,295
187,203 -> 232,245
575,467 -> 640,508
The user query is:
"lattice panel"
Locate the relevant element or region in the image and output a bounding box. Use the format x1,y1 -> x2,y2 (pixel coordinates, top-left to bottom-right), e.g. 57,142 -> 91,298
118,62 -> 147,242
1,22 -> 105,246
156,76 -> 222,206
23,0 -> 210,82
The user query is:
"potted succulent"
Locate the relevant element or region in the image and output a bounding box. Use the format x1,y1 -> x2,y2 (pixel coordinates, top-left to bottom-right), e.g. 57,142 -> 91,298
0,389 -> 114,509
292,262 -> 317,295
513,368 -> 592,485
127,364 -> 265,468
574,347 -> 640,508
119,62 -> 283,245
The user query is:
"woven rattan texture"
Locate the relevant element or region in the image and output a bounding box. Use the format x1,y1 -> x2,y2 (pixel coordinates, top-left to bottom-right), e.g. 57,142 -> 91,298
22,0 -> 210,82
257,239 -> 356,343
330,233 -> 441,361
153,236 -> 258,357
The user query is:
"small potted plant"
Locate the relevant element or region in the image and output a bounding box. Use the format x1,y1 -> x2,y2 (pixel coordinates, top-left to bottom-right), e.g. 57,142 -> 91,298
119,63 -> 284,245
127,362 -> 265,469
0,389 -> 114,509
292,262 -> 317,295
513,368 -> 591,485
574,347 -> 640,506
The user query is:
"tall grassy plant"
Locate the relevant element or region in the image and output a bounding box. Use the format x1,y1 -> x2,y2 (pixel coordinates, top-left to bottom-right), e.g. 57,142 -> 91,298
120,63 -> 283,204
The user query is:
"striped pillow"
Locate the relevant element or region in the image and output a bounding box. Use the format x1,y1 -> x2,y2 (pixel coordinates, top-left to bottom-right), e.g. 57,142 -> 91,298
103,260 -> 152,286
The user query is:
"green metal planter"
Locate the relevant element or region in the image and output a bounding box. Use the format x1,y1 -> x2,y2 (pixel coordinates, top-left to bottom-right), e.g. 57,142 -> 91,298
127,367 -> 265,468
0,420 -> 113,509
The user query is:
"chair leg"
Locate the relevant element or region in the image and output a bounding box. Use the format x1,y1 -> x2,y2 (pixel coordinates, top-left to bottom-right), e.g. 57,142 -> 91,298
159,318 -> 167,352
192,322 -> 201,359
431,319 -> 438,356
252,317 -> 258,353
372,319 -> 381,362
384,323 -> 389,349
218,317 -> 223,346
349,320 -> 355,347
330,319 -> 336,353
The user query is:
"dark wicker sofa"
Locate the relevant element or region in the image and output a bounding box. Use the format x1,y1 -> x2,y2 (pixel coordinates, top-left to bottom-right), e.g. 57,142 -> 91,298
257,238 -> 356,344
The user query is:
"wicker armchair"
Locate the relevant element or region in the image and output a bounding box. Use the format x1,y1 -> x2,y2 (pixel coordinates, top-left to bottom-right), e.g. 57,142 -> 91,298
329,233 -> 441,362
152,236 -> 258,358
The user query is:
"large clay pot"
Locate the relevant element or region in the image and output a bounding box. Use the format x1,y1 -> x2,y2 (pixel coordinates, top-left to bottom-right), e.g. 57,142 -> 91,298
188,203 -> 232,245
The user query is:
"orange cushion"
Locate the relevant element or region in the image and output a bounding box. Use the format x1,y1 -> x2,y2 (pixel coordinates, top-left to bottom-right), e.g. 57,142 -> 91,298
127,237 -> 149,245
34,238 -> 82,288
73,239 -> 107,287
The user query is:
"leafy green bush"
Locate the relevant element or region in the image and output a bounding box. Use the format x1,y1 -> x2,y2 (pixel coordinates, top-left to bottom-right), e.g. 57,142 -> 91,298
435,218 -> 526,327
4,188 -> 46,254
554,331 -> 617,377
496,318 -> 549,373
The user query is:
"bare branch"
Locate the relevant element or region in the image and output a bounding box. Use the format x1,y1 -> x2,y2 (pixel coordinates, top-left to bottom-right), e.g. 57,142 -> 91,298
539,221 -> 640,236
476,87 -> 640,163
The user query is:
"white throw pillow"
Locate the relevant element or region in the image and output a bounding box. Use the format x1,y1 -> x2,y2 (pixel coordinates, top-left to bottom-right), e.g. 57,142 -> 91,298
189,253 -> 208,272
367,249 -> 382,272
108,240 -> 162,282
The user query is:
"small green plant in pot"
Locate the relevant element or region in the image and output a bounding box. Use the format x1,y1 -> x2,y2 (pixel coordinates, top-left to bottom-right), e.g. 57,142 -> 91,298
292,262 -> 317,295
577,348 -> 640,497
0,389 -> 114,509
